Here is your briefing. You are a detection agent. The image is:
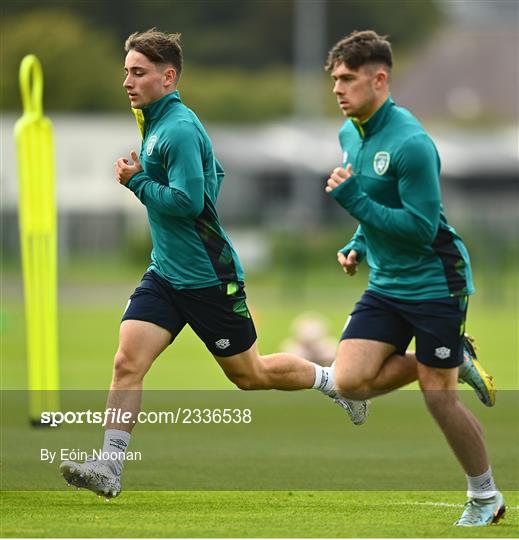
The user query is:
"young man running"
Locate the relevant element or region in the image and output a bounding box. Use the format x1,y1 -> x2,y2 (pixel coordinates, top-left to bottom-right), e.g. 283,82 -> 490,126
59,29 -> 368,498
324,30 -> 504,527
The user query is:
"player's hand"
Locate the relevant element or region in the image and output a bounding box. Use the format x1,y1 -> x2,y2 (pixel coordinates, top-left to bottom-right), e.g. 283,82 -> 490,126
115,150 -> 143,185
325,164 -> 353,193
337,249 -> 358,276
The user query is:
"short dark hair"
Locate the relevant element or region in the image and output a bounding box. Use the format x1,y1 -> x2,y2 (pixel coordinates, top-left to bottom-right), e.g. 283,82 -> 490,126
325,30 -> 392,72
125,28 -> 183,80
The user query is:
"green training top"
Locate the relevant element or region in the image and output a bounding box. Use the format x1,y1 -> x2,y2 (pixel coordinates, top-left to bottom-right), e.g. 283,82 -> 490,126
126,91 -> 245,289
329,97 -> 474,301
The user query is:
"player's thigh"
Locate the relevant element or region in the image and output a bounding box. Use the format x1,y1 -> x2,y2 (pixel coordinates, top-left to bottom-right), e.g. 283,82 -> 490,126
335,339 -> 397,386
337,290 -> 413,383
213,341 -> 263,384
118,271 -> 186,369
118,320 -> 171,367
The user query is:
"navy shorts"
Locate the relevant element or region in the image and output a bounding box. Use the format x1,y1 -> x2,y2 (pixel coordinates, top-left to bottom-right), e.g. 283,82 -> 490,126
122,271 -> 257,357
341,290 -> 468,368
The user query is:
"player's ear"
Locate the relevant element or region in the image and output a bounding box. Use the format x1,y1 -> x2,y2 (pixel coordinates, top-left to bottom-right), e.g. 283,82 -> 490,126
164,66 -> 177,87
374,68 -> 388,89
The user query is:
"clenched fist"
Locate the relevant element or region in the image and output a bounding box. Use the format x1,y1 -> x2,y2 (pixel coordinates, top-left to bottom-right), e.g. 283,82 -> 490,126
325,163 -> 353,193
115,150 -> 143,185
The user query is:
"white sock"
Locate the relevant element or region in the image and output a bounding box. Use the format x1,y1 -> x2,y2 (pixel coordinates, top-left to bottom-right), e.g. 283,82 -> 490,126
467,467 -> 497,499
312,364 -> 336,397
101,429 -> 131,476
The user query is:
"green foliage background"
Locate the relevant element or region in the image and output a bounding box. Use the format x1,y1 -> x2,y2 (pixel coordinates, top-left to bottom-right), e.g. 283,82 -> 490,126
1,1 -> 443,120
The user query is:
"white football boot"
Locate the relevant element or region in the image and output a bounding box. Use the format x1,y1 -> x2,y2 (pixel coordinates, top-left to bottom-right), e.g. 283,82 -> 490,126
331,394 -> 370,425
60,458 -> 121,499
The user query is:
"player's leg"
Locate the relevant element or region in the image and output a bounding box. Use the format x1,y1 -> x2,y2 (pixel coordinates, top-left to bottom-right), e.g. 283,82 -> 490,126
418,364 -> 490,475
181,282 -> 368,424
60,271 -> 184,497
334,336 -> 495,403
177,282 -> 316,390
213,341 -> 369,425
333,291 -> 417,400
417,364 -> 505,525
214,340 -> 315,390
411,297 -> 504,526
105,319 -> 173,430
59,320 -> 172,498
333,339 -> 417,400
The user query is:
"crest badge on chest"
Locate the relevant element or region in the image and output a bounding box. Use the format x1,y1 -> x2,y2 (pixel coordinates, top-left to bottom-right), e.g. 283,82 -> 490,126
146,134 -> 158,156
373,151 -> 390,175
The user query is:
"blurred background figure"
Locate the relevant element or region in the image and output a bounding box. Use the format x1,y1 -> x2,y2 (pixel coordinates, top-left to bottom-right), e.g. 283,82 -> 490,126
282,312 -> 337,367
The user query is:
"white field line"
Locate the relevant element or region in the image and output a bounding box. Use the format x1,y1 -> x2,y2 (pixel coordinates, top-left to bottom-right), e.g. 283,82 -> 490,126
393,501 -> 519,510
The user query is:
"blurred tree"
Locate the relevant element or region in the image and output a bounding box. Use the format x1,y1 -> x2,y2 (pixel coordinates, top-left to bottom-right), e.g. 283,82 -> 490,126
0,1 -> 443,115
180,66 -> 293,122
0,9 -> 125,111
0,5 -> 297,119
326,0 -> 443,53
2,0 -> 443,68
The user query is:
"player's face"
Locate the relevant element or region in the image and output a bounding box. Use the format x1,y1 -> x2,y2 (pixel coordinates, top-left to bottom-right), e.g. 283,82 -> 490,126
331,62 -> 380,121
123,50 -> 175,109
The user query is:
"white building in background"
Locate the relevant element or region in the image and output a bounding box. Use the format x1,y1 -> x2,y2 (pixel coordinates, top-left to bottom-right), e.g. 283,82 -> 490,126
1,113 -> 517,258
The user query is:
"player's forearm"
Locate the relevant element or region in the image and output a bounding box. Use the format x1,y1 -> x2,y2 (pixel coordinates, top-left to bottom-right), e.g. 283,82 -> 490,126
126,173 -> 204,218
331,176 -> 439,245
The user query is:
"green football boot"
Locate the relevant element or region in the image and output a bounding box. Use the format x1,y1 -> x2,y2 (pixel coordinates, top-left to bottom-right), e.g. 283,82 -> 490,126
455,492 -> 506,526
458,334 -> 496,406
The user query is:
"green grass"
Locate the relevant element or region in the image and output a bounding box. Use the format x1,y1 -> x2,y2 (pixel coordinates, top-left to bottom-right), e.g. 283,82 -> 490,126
1,265 -> 518,537
1,491 -> 518,537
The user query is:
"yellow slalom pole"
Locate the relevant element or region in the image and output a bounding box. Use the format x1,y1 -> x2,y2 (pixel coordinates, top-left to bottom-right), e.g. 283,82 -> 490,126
14,54 -> 59,424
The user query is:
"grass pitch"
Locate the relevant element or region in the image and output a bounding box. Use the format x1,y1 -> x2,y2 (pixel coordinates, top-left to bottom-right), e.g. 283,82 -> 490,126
1,490 -> 518,537
1,264 -> 518,537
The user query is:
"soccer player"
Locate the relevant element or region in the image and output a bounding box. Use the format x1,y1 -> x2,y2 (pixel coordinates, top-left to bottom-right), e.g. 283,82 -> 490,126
59,29 -> 368,498
324,30 -> 504,526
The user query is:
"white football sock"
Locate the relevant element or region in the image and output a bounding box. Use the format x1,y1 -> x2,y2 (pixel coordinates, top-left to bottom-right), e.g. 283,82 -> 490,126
467,467 -> 497,499
101,428 -> 131,476
312,364 -> 336,396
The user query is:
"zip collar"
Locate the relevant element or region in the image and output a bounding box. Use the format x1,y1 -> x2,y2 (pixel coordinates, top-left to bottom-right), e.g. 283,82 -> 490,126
351,96 -> 394,139
142,90 -> 182,122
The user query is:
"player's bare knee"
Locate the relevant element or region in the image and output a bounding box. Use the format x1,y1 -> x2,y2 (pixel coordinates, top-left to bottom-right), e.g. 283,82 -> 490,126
334,372 -> 371,400
418,365 -> 458,408
112,350 -> 145,384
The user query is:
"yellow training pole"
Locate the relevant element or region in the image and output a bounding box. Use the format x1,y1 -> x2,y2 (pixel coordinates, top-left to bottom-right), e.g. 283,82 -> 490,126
14,55 -> 59,424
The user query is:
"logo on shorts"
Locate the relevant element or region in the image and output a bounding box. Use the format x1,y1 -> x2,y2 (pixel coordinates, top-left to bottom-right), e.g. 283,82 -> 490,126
146,134 -> 158,156
434,346 -> 451,360
373,151 -> 390,175
215,338 -> 230,350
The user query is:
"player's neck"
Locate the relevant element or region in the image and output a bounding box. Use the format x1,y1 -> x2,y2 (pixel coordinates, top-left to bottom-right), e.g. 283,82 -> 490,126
358,92 -> 390,123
